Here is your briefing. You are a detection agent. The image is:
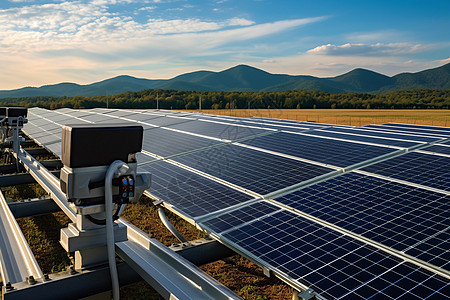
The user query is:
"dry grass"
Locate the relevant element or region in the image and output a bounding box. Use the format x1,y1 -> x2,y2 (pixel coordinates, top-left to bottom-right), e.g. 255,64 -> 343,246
191,109 -> 450,127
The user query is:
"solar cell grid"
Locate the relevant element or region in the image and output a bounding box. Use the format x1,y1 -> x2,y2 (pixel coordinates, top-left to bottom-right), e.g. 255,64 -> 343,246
44,142 -> 62,156
306,130 -> 420,148
208,209 -> 449,299
77,113 -> 114,122
315,126 -> 441,143
361,152 -> 450,192
173,144 -> 334,195
142,128 -> 222,158
104,110 -> 138,117
117,113 -> 163,122
365,124 -> 450,138
139,161 -> 255,218
167,120 -> 269,140
143,116 -> 195,127
421,144 -> 450,155
274,172 -> 450,270
62,110 -> 92,118
201,201 -> 280,232
384,123 -> 450,133
240,132 -> 397,168
45,114 -> 76,122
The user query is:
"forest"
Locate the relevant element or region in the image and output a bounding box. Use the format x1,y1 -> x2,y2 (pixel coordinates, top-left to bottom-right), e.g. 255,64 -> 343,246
0,89 -> 449,110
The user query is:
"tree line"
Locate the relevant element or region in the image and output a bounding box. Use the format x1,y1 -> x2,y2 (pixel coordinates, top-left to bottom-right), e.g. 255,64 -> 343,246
0,89 -> 449,110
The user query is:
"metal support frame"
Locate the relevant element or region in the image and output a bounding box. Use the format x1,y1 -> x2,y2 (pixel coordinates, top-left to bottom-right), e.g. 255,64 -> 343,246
0,172 -> 60,187
116,219 -> 241,300
4,147 -> 243,299
170,237 -> 236,266
8,197 -> 61,218
1,262 -> 141,300
0,189 -> 43,286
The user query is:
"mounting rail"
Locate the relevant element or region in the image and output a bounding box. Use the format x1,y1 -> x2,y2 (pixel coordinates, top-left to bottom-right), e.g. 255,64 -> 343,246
2,147 -> 241,299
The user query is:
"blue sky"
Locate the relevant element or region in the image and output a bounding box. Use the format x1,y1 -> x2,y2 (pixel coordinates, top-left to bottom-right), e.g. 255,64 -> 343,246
1,0 -> 449,89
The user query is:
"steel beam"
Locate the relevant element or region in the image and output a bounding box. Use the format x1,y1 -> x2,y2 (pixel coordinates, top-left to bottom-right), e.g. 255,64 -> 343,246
170,238 -> 236,266
0,190 -> 43,285
2,262 -> 141,300
15,149 -> 76,222
117,219 -> 241,300
0,171 -> 60,187
8,198 -> 61,218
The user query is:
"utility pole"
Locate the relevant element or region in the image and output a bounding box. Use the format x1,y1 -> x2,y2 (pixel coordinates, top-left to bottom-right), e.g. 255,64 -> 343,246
156,91 -> 159,110
199,95 -> 202,111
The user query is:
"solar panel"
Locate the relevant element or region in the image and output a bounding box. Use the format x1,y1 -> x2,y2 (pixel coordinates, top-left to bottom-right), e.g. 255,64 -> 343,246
141,128 -> 223,158
197,117 -> 311,132
361,151 -> 450,192
384,123 -> 450,133
201,204 -> 449,299
365,124 -> 450,138
167,120 -> 270,140
440,139 -> 450,145
139,161 -> 255,219
22,108 -> 450,299
239,132 -> 398,168
274,172 -> 450,270
142,116 -> 195,127
324,126 -> 441,143
306,129 -> 421,148
421,144 -> 450,155
172,144 -> 335,195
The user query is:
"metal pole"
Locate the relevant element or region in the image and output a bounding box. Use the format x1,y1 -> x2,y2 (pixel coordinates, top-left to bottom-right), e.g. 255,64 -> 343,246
157,92 -> 159,110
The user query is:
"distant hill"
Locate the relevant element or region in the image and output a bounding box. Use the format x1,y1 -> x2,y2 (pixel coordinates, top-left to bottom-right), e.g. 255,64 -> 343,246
1,63 -> 449,98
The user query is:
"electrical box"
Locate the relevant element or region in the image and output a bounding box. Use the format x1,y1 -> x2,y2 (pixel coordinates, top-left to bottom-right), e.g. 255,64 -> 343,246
61,124 -> 143,168
6,107 -> 28,118
59,124 -> 150,205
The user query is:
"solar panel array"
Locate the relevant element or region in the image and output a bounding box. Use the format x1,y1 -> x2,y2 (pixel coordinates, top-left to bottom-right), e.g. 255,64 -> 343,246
23,108 -> 450,299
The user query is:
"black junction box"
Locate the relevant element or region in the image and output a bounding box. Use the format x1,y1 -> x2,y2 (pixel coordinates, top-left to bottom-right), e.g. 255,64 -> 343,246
0,107 -> 6,117
61,124 -> 143,168
6,107 -> 28,118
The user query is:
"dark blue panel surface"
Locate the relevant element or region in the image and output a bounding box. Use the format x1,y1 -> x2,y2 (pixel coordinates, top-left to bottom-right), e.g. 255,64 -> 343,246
326,126 -> 441,143
275,172 -> 450,270
361,152 -> 450,192
202,201 -> 280,233
142,128 -> 222,158
365,124 -> 450,138
142,116 -> 194,127
240,132 -> 396,167
422,144 -> 450,155
307,130 -> 419,148
212,209 -> 449,299
384,123 -> 450,133
140,161 -> 254,218
168,120 -> 270,140
173,144 -> 334,195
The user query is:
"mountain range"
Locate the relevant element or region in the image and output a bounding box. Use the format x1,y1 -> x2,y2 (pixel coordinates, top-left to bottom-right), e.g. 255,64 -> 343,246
1,63 -> 449,99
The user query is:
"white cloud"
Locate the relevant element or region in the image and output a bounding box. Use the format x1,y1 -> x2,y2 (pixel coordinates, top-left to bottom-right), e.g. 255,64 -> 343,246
0,0 -> 327,89
307,43 -> 427,56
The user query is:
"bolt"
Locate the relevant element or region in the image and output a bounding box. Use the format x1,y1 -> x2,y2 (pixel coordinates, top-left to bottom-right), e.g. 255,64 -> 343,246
43,274 -> 50,281
68,266 -> 77,275
5,282 -> 13,291
26,275 -> 37,285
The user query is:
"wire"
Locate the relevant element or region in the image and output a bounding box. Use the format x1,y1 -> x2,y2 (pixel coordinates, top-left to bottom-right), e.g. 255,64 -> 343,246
105,160 -> 128,300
